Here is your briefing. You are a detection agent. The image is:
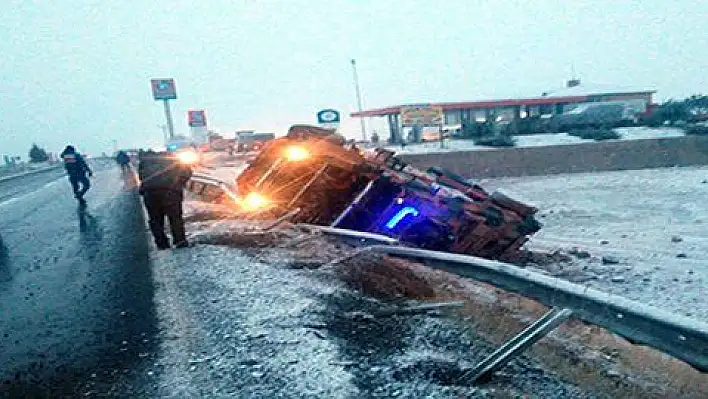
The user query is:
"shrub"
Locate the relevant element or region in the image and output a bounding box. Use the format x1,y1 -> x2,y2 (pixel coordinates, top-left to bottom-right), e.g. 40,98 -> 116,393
28,144 -> 49,163
684,124 -> 708,136
568,128 -> 621,141
473,135 -> 516,147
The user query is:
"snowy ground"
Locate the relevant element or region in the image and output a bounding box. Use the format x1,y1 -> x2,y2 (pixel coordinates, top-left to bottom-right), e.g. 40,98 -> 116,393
486,166 -> 708,321
0,161 -> 60,180
139,219 -> 596,398
135,209 -> 708,398
146,144 -> 708,397
383,127 -> 685,154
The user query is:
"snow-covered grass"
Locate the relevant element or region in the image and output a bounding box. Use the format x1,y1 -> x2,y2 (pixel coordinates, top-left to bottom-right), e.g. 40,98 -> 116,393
0,161 -> 59,179
159,210 -> 708,398
487,165 -> 708,321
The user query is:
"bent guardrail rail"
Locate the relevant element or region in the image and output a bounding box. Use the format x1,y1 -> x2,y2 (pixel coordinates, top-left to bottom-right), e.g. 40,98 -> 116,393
336,244 -> 708,372
180,173 -> 708,372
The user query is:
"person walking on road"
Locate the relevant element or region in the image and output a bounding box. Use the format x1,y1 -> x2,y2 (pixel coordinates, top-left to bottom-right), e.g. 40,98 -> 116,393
138,150 -> 193,249
115,150 -> 131,174
60,145 -> 93,206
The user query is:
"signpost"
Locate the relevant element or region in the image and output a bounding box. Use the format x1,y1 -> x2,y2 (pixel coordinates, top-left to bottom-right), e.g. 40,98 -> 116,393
188,109 -> 208,145
400,104 -> 444,127
187,110 -> 207,127
151,78 -> 177,141
317,109 -> 341,130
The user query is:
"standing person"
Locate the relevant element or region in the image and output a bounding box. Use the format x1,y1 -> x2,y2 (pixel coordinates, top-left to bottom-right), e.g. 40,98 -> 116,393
115,150 -> 131,173
138,150 -> 193,249
60,145 -> 93,206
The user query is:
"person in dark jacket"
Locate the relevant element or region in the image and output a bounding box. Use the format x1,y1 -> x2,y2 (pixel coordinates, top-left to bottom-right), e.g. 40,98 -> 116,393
60,145 -> 93,205
116,150 -> 131,173
138,150 -> 193,249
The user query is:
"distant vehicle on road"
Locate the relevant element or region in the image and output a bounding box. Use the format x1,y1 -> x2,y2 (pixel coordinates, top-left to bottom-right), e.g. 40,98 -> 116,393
236,132 -> 275,152
165,137 -> 198,152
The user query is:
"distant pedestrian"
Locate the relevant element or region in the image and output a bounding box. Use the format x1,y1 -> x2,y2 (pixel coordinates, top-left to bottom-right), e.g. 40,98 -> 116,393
60,145 -> 93,206
115,150 -> 131,173
138,150 -> 193,249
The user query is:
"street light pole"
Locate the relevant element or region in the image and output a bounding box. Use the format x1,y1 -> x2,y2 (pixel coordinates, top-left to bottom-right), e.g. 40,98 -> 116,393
157,124 -> 168,144
351,59 -> 367,142
163,99 -> 175,140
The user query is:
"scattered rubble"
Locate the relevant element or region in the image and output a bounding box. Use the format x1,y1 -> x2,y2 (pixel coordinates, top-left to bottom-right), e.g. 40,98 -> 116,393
177,208 -> 708,397
601,256 -> 620,265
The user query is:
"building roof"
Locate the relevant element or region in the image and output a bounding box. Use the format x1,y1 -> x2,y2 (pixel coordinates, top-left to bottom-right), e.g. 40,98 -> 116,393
541,83 -> 656,98
351,84 -> 656,118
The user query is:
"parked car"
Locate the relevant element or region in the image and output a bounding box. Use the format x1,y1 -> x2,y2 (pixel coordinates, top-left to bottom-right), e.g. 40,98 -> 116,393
549,101 -> 643,131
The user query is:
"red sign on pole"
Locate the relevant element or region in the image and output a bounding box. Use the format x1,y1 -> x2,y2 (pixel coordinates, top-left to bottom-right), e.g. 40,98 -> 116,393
188,110 -> 207,127
151,78 -> 177,100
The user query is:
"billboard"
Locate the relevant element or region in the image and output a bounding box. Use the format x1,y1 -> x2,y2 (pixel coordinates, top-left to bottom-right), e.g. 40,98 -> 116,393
188,110 -> 207,127
400,104 -> 444,127
150,78 -> 177,100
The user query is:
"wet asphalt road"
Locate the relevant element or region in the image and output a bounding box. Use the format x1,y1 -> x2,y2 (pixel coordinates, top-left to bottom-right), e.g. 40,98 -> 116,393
0,162 -> 157,397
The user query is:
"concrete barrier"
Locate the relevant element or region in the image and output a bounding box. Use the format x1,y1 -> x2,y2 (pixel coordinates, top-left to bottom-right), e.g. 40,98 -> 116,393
398,136 -> 708,179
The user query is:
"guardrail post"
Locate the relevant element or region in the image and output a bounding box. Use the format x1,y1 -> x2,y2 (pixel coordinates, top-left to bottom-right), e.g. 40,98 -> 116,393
465,307 -> 573,383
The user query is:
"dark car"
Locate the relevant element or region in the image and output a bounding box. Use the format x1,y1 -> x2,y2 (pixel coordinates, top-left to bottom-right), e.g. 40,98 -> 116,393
549,102 -> 636,131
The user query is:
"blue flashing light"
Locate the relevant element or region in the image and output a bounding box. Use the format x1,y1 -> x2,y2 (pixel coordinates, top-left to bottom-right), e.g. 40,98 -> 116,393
385,206 -> 420,229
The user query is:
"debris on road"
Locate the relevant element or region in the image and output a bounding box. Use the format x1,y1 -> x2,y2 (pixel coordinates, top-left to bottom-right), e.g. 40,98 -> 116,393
171,211 -> 708,398
601,256 -> 620,265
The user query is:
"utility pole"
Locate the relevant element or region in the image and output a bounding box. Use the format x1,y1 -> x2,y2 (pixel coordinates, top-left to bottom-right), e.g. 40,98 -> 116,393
351,59 -> 367,142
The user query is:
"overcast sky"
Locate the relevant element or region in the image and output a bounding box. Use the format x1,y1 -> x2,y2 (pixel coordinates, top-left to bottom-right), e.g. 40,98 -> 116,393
1,0 -> 706,158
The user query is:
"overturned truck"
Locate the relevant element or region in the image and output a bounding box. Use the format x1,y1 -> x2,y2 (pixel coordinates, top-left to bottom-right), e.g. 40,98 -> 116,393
234,125 -> 542,261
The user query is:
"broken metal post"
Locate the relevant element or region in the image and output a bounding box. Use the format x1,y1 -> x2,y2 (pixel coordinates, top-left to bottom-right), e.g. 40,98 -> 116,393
307,240 -> 708,372
466,307 -> 573,383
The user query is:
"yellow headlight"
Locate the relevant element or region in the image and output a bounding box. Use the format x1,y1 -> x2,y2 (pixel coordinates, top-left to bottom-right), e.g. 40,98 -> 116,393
240,192 -> 270,211
284,146 -> 309,162
176,150 -> 200,165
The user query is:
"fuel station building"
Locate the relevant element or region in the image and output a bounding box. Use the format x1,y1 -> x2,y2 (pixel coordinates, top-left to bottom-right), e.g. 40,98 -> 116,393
351,80 -> 656,143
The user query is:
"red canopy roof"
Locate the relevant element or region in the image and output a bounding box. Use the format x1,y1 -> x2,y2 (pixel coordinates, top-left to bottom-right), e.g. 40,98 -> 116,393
351,92 -> 654,118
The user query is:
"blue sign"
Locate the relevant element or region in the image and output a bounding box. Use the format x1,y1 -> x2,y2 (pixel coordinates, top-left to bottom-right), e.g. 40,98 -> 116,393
151,78 -> 177,100
317,109 -> 340,124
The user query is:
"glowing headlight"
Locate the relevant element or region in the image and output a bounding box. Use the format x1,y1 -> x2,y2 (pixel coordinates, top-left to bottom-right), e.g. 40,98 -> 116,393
240,192 -> 270,211
176,150 -> 200,165
284,146 -> 309,162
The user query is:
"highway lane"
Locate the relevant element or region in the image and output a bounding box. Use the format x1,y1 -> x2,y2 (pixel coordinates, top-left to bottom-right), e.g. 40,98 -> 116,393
0,164 -> 157,396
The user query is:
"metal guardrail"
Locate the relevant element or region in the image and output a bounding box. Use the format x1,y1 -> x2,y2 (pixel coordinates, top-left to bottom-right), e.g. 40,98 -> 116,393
331,244 -> 708,372
296,224 -> 400,245
0,164 -> 62,183
181,173 -> 708,372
